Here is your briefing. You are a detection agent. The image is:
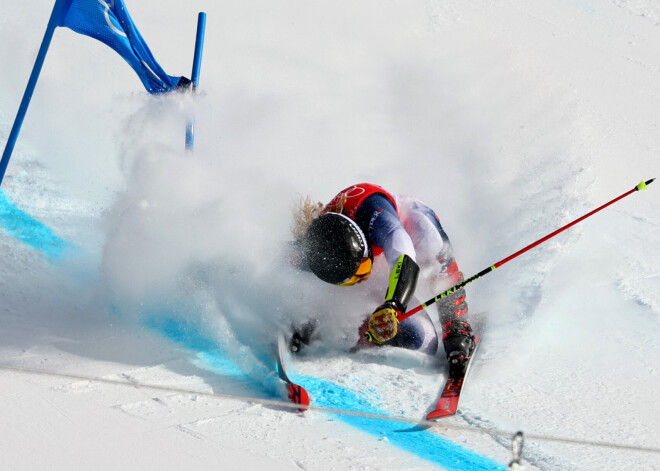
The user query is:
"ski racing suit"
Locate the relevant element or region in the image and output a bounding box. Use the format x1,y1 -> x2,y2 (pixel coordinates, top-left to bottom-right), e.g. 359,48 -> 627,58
326,183 -> 471,356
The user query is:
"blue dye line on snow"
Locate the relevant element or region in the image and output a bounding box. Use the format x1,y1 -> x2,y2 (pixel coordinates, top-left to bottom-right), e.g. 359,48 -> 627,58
0,189 -> 71,258
147,313 -> 504,471
195,351 -> 245,377
290,373 -> 504,471
143,313 -> 244,377
144,313 -> 219,353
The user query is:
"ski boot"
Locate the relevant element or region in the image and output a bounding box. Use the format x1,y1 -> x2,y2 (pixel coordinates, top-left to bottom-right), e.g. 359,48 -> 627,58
442,320 -> 475,374
289,319 -> 319,354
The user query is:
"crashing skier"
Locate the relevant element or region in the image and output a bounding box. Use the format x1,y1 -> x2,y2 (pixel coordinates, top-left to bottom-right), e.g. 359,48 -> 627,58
288,183 -> 475,370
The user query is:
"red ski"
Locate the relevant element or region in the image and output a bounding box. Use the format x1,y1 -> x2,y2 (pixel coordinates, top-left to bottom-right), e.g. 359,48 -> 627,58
276,334 -> 310,411
426,336 -> 481,420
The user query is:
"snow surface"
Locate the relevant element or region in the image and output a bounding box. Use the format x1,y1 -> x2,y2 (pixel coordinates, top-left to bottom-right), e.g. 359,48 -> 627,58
2,0 -> 660,469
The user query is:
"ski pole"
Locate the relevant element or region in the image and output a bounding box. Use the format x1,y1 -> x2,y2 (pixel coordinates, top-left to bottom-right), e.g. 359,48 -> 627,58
397,178 -> 655,323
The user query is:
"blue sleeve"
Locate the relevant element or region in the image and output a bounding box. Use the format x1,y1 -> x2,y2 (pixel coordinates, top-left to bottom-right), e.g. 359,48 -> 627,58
355,194 -> 416,267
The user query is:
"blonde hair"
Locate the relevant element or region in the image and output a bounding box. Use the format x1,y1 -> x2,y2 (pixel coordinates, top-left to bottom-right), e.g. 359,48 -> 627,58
291,193 -> 346,240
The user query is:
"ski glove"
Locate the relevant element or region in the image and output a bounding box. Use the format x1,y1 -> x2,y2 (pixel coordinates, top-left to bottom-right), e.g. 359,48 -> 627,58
365,302 -> 401,344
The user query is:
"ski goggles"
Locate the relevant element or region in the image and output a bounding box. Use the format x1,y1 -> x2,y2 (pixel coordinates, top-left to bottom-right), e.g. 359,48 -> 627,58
339,256 -> 373,286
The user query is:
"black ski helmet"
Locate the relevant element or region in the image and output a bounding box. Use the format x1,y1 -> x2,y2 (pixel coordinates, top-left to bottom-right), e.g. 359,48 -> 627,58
303,213 -> 369,285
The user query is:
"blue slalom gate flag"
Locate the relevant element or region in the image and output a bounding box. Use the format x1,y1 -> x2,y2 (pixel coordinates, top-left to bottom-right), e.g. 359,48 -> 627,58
1,0 -> 201,187
58,0 -> 187,94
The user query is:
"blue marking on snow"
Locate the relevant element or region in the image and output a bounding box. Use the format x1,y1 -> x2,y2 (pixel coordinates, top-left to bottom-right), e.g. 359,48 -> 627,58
143,313 -> 244,377
146,314 -> 504,470
195,350 -> 245,377
290,373 -> 504,471
144,314 -> 216,352
0,189 -> 71,258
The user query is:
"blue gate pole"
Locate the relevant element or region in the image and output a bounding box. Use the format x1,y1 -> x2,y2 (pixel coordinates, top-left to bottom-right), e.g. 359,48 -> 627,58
185,12 -> 207,152
0,0 -> 68,186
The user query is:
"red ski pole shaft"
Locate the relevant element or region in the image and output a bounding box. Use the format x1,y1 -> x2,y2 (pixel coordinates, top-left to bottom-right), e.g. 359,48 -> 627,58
398,178 -> 655,323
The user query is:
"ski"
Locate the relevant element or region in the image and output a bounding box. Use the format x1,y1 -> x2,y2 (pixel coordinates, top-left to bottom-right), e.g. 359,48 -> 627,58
426,335 -> 481,420
276,333 -> 310,411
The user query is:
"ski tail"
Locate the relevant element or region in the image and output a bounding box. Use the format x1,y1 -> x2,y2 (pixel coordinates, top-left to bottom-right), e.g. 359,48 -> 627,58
426,376 -> 465,420
426,335 -> 481,420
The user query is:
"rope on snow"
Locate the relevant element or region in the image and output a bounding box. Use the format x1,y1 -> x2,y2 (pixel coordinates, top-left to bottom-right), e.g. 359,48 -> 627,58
1,363 -> 659,457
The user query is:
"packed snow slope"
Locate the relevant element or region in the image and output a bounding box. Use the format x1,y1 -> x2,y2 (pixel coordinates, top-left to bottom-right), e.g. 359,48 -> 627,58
2,0 -> 660,470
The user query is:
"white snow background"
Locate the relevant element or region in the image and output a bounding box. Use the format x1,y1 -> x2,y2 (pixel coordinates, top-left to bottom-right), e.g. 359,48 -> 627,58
1,0 -> 660,470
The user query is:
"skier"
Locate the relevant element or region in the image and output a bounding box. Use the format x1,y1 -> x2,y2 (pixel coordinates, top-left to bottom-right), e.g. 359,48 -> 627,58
289,183 -> 475,368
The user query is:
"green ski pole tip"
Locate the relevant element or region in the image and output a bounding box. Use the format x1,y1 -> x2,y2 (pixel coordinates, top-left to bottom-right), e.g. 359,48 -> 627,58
637,179 -> 655,191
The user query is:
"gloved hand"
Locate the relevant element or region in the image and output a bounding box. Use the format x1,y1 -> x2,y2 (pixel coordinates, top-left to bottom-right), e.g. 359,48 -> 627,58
364,302 -> 401,344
